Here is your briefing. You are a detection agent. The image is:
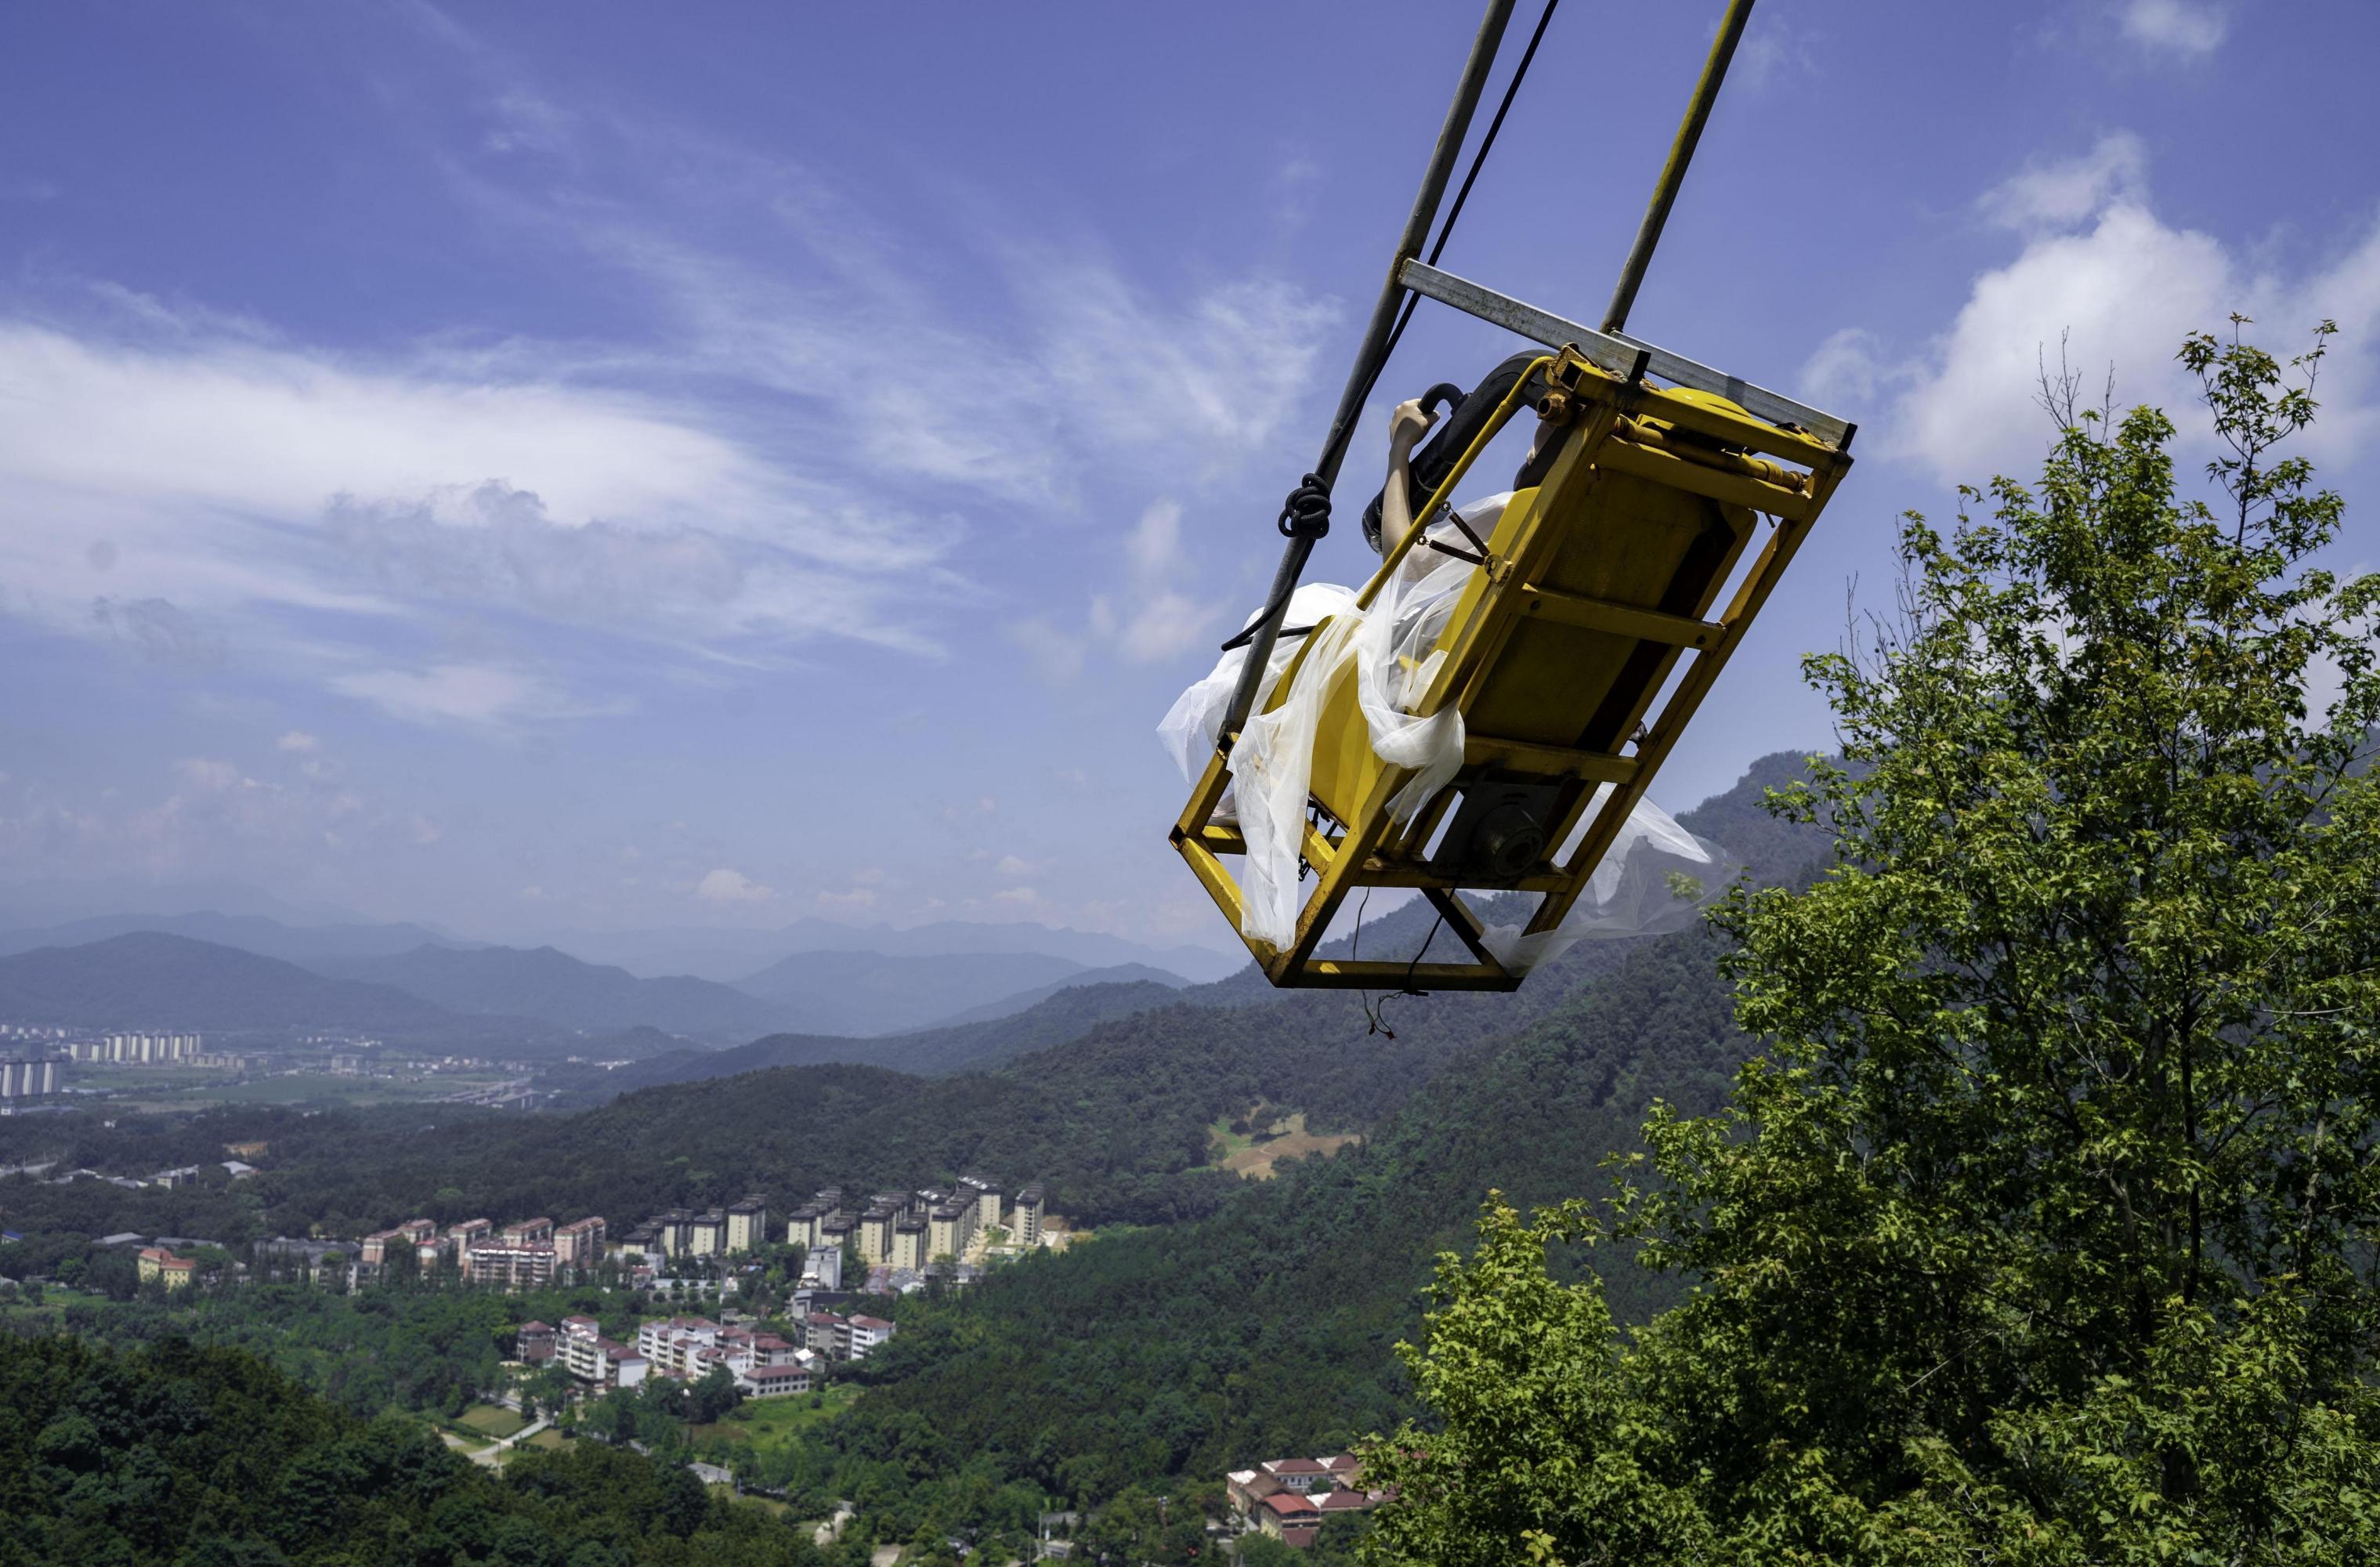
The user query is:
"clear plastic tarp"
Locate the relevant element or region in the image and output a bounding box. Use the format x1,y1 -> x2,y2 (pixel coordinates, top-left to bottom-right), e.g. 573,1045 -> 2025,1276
1159,494 -> 1736,970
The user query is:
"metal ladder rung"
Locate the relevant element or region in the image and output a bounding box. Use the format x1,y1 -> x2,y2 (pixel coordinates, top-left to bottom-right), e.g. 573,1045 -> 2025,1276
1517,585 -> 1724,648
1463,735 -> 1638,783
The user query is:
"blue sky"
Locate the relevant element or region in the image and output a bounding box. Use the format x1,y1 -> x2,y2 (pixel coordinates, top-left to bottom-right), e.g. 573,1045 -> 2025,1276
2,0 -> 2375,954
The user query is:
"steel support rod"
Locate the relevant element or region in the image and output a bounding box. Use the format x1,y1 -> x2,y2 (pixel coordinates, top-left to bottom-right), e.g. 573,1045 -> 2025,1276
1216,0 -> 1519,747
1601,0 -> 1756,335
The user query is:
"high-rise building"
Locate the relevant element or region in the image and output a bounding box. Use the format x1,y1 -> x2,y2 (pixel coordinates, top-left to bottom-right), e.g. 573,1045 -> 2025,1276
443,1218 -> 494,1264
0,1056 -> 59,1105
960,1174 -> 1003,1232
857,1203 -> 901,1265
928,1202 -> 972,1261
892,1218 -> 927,1271
1015,1184 -> 1046,1246
555,1217 -> 606,1270
725,1198 -> 766,1254
464,1241 -> 555,1290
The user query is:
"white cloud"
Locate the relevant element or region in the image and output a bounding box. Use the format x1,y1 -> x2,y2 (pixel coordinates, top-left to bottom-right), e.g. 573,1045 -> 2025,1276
0,750 -> 429,890
0,316 -> 958,715
276,730 -> 320,753
87,595 -> 225,668
1734,10 -> 1818,87
816,886 -> 877,907
1115,589 -> 1218,665
484,91 -> 573,156
1125,501 -> 1184,582
1005,614 -> 1087,684
1829,136 -> 2380,485
2120,0 -> 2228,56
995,854 -> 1035,876
1977,132 -> 2147,232
696,867 -> 776,904
331,664 -> 610,730
992,886 -> 1041,906
1799,327 -> 1899,407
1017,497 -> 1226,682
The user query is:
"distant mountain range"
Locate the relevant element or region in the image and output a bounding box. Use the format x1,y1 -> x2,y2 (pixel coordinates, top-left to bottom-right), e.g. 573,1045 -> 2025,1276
572,975 -> 1199,1099
301,945 -> 793,1041
544,917 -> 1246,986
0,911 -> 479,964
0,932 -> 479,1034
729,950 -> 1185,1037
914,962 -> 1190,1030
0,919 -> 1200,1045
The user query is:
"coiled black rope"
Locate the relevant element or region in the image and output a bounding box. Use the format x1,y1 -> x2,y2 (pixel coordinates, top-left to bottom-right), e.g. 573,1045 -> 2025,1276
1275,472 -> 1333,540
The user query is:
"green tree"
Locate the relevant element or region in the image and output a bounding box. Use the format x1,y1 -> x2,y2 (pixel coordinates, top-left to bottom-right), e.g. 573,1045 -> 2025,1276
1363,324 -> 2380,1565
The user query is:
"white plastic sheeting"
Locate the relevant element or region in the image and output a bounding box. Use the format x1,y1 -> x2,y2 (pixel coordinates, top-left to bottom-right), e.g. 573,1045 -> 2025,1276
1475,794 -> 1737,974
1159,492 -> 1735,964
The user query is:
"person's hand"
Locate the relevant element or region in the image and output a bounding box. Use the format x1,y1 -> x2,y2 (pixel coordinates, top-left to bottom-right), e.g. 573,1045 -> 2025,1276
1387,396 -> 1438,455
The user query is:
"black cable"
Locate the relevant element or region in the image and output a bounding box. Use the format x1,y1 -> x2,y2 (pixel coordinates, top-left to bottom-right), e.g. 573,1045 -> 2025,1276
1221,0 -> 1561,658
1368,910 -> 1447,1037
1320,0 -> 1562,482
1351,887 -> 1389,1037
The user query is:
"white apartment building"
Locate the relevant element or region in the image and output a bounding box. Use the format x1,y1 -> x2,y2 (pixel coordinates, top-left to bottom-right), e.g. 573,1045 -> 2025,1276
847,1315 -> 897,1359
559,1315 -> 649,1389
636,1314 -> 816,1397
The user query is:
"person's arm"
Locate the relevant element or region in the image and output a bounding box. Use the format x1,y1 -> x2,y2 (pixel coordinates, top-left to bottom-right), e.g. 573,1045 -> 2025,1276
1375,397 -> 1438,557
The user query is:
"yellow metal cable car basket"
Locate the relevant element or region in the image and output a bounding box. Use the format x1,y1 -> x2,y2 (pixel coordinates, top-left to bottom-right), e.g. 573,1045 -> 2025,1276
1169,0 -> 1854,988
1171,344 -> 1853,990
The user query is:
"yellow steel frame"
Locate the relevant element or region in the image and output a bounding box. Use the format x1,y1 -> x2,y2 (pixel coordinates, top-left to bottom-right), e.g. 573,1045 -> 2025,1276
1170,346 -> 1854,990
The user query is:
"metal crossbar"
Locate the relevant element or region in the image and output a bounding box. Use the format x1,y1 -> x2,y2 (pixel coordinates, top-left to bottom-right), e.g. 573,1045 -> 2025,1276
1398,259 -> 1854,445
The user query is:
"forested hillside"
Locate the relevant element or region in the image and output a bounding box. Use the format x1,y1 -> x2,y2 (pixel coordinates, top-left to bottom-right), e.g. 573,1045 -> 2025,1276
583,975 -> 1195,1097
807,920 -> 1748,1506
0,1333 -> 831,1565
0,752 -> 1839,1554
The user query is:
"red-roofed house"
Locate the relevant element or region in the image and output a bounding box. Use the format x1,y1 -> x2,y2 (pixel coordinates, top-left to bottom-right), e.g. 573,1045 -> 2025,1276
1258,1492 -> 1322,1540
515,1320 -> 556,1363
136,1246 -> 197,1291
846,1315 -> 897,1359
1227,1469 -> 1282,1517
1261,1457 -> 1329,1493
734,1352 -> 817,1400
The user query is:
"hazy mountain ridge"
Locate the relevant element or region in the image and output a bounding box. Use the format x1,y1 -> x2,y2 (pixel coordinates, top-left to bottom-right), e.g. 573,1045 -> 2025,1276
0,911 -> 478,963
302,943 -> 790,1042
580,975 -> 1194,1099
549,917 -> 1244,985
729,949 -> 1132,1036
911,962 -> 1188,1030
0,932 -> 479,1035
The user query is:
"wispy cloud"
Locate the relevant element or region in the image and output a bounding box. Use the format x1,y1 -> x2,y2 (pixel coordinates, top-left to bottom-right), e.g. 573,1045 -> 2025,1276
2118,0 -> 2229,57
0,15 -> 1335,738
329,663 -> 620,730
